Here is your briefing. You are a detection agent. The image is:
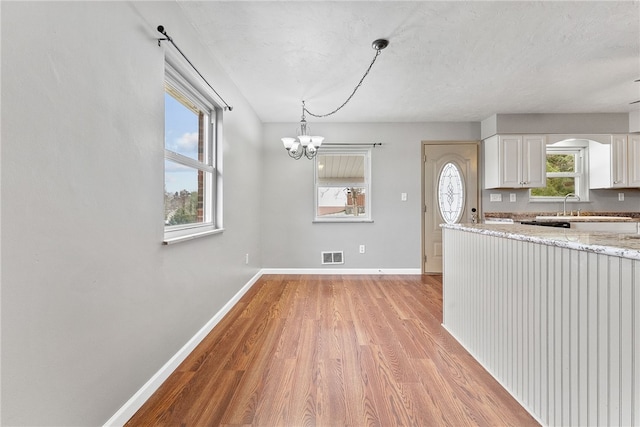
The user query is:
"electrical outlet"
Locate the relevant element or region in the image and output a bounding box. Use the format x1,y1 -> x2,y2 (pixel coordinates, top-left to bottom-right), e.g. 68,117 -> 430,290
245,253 -> 249,264
401,192 -> 407,201
619,192 -> 625,201
510,193 -> 516,202
490,194 -> 502,202
359,245 -> 365,254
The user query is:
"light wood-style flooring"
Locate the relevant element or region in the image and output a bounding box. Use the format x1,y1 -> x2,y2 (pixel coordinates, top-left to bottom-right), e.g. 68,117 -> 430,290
126,274 -> 539,426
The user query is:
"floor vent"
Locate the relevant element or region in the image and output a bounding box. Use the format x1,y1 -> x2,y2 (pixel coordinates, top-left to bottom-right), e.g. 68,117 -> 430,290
321,251 -> 344,265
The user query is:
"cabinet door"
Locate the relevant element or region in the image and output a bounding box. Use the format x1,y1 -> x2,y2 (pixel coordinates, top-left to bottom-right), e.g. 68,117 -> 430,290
611,134 -> 628,187
499,135 -> 523,187
522,135 -> 546,187
628,134 -> 640,187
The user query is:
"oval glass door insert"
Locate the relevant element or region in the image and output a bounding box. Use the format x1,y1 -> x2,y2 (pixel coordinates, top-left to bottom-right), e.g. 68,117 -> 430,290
437,162 -> 465,224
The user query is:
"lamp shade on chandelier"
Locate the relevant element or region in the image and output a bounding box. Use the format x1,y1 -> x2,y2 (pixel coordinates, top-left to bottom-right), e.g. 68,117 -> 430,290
281,101 -> 324,160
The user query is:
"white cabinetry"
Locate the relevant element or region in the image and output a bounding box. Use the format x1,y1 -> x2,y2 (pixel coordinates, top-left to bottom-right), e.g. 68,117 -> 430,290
629,134 -> 640,187
590,134 -> 640,188
483,135 -> 546,189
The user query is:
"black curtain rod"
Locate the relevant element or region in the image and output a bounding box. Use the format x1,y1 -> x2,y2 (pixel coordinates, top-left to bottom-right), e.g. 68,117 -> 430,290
321,143 -> 382,147
157,25 -> 233,112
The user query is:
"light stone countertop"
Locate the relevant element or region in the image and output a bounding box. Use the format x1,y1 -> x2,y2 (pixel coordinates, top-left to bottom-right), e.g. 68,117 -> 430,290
441,222 -> 640,261
533,216 -> 639,222
484,211 -> 640,221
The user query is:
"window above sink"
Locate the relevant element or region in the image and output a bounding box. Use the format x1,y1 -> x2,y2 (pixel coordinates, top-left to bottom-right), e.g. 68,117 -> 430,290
529,139 -> 589,202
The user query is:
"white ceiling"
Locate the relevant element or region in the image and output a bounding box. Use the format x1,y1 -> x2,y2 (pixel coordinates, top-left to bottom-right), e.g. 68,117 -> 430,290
177,1 -> 640,124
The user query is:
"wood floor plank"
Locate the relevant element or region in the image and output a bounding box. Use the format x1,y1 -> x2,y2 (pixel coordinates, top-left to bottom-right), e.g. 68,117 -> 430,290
125,371 -> 195,426
284,318 -> 319,426
339,325 -> 381,426
219,318 -> 286,424
357,344 -> 397,424
251,358 -> 297,426
411,356 -> 476,426
316,358 -> 347,425
365,344 -> 421,426
126,274 -> 539,427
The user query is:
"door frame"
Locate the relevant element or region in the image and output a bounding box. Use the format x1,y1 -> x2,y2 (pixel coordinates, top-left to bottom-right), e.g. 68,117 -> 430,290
421,141 -> 482,274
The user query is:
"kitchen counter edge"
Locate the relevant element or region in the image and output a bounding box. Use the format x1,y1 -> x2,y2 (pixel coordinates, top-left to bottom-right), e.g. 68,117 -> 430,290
441,222 -> 640,261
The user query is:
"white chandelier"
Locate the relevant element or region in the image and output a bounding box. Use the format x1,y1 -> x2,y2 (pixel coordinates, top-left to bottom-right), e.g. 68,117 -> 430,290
281,38 -> 389,160
281,101 -> 324,160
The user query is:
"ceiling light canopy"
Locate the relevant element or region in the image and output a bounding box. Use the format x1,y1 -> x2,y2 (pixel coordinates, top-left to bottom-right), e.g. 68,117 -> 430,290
281,38 -> 389,160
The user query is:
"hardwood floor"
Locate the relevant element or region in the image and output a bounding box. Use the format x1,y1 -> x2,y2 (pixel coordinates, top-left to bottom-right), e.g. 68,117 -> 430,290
126,274 -> 539,426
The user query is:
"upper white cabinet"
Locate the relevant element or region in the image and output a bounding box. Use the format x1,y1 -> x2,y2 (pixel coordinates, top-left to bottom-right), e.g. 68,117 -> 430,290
484,135 -> 546,189
630,134 -> 640,187
589,134 -> 640,188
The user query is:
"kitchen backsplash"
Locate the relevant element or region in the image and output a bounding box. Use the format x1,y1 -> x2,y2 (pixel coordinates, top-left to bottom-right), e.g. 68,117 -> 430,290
482,188 -> 640,216
484,211 -> 640,220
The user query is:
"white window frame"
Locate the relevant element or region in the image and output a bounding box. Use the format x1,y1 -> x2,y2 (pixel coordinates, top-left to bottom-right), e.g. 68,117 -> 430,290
529,140 -> 589,202
163,55 -> 223,244
313,148 -> 373,223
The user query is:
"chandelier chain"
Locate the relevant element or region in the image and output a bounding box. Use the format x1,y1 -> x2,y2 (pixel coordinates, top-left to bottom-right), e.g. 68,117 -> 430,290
303,48 -> 383,118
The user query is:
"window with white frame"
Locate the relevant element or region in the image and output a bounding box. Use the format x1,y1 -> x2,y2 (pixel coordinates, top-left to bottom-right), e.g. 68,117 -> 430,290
530,142 -> 588,201
314,149 -> 372,222
163,61 -> 222,243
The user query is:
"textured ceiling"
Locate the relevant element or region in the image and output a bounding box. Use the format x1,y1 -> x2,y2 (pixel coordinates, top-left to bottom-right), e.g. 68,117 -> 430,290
177,1 -> 640,123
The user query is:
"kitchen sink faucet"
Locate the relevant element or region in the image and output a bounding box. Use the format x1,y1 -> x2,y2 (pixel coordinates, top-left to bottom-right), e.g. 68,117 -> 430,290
563,193 -> 580,216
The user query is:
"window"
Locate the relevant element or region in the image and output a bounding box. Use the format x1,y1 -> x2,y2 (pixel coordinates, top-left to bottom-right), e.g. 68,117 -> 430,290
437,162 -> 465,224
314,149 -> 372,222
163,60 -> 222,244
530,142 -> 588,201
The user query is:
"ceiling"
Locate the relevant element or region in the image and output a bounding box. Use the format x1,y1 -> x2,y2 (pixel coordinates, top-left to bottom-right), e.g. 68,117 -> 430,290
176,1 -> 640,124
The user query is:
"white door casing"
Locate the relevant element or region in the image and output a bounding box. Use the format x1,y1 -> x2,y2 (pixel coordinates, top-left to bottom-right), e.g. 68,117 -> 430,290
423,143 -> 478,273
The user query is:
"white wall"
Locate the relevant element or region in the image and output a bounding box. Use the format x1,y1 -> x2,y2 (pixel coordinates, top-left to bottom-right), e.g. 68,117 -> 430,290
1,2 -> 263,425
261,122 -> 479,269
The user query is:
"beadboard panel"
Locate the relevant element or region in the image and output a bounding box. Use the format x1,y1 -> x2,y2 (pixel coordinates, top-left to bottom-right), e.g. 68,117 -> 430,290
443,228 -> 639,426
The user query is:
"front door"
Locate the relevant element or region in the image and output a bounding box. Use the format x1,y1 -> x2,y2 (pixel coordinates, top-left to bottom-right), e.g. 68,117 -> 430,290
423,143 -> 478,273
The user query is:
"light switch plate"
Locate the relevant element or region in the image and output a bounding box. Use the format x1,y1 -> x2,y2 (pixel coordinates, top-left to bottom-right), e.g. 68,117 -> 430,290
490,194 -> 502,202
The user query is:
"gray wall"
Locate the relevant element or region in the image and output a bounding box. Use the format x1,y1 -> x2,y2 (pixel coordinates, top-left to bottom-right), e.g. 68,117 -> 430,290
630,110 -> 640,133
261,122 -> 479,269
1,2 -> 263,425
481,113 -> 630,139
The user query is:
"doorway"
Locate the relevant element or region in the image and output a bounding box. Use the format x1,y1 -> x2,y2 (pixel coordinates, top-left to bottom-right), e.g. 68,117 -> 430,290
422,142 -> 479,273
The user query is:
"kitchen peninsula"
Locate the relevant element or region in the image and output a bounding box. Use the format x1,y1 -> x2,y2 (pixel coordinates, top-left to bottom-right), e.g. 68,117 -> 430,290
441,223 -> 640,427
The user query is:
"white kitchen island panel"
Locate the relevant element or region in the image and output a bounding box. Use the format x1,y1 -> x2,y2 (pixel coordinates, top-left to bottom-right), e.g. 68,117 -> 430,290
442,224 -> 640,427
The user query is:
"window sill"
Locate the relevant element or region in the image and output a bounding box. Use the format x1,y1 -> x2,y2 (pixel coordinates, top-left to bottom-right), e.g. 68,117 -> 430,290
163,227 -> 224,245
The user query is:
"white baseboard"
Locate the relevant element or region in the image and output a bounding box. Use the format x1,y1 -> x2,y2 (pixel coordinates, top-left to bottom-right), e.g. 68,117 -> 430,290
103,270 -> 263,427
104,267 -> 421,426
261,268 -> 422,275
